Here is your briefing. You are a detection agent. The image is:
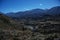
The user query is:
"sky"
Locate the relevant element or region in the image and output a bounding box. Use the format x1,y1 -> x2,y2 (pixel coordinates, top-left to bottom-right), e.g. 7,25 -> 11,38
0,0 -> 60,13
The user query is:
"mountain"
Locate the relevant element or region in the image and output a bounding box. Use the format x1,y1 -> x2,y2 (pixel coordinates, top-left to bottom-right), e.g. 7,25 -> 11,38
6,8 -> 45,20
5,6 -> 60,20
47,6 -> 60,15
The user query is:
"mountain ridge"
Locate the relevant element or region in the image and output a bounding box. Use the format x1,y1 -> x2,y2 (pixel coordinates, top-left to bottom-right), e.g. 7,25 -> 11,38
2,6 -> 60,20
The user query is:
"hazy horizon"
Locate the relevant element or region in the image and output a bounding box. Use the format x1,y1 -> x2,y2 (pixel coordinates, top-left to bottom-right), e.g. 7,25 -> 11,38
0,0 -> 60,13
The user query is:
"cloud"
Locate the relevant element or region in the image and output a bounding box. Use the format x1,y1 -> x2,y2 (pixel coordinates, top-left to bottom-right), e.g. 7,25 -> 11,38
40,4 -> 43,6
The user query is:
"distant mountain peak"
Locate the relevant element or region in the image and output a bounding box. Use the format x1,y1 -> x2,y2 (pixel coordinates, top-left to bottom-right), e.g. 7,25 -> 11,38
48,6 -> 60,15
51,6 -> 60,8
